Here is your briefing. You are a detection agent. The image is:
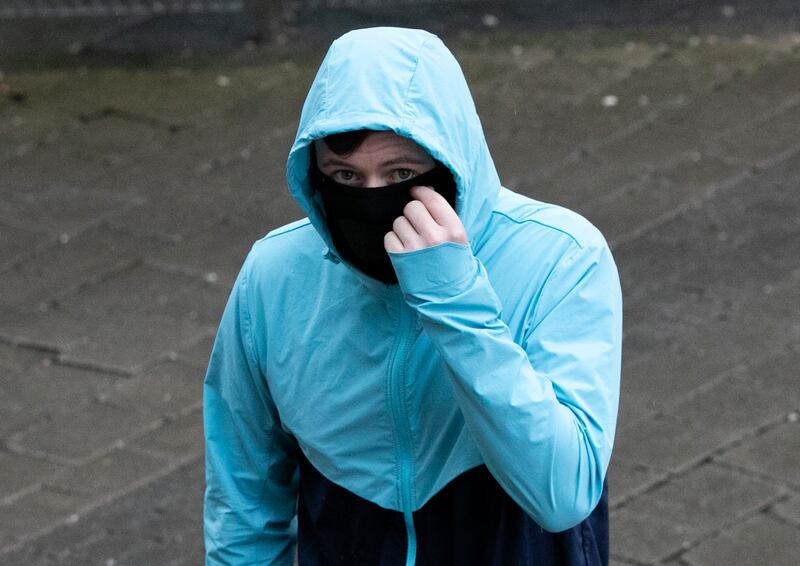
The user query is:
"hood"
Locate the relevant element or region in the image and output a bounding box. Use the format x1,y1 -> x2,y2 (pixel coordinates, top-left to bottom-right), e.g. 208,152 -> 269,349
286,27 -> 501,262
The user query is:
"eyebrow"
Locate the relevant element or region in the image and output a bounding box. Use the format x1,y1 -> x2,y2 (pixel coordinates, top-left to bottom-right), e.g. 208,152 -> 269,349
319,155 -> 432,169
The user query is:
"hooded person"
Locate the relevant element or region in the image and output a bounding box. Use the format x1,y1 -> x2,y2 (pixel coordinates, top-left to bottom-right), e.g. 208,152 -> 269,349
204,27 -> 622,566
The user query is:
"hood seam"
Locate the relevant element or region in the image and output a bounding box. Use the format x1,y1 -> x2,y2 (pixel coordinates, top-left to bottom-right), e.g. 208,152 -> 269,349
400,35 -> 435,130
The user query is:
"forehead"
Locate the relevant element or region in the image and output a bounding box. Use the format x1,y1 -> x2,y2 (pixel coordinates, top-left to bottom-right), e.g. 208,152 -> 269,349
316,131 -> 431,161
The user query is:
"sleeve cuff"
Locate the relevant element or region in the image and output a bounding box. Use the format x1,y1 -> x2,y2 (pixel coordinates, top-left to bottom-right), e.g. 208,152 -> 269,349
388,241 -> 477,296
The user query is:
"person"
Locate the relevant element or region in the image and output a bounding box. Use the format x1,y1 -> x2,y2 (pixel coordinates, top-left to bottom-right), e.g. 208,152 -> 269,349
204,27 -> 622,566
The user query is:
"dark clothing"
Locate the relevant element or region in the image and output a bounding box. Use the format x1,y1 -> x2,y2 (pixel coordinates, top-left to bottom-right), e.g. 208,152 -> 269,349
298,455 -> 609,566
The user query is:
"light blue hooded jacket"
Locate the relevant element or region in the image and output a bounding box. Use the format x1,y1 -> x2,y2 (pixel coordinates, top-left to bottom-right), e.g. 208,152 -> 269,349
204,27 -> 622,565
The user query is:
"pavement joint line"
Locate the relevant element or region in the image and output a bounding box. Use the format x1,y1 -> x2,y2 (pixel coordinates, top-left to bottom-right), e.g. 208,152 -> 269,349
0,451 -> 202,557
54,354 -> 139,378
617,322 -> 800,425
0,336 -> 59,355
190,121 -> 299,175
604,96 -> 800,233
578,88 -> 800,212
77,105 -> 185,133
608,139 -> 800,249
585,151 -> 740,216
751,138 -> 800,172
0,331 -> 76,357
524,107 -> 663,185
0,207 -> 142,276
608,552 -> 649,566
6,409 -> 167,469
163,331 -> 217,369
125,439 -> 201,463
141,256 -> 228,284
2,440 -> 79,468
766,498 -> 800,528
524,48 -> 800,188
713,442 -> 800,491
611,413 -> 794,513
16,254 -> 144,316
656,490 -> 789,565
107,219 -> 193,244
610,468 -> 677,512
614,403 -> 796,504
0,232 -> 61,274
135,349 -> 200,374
0,474 -> 47,507
608,468 -> 672,512
615,362 -> 749,430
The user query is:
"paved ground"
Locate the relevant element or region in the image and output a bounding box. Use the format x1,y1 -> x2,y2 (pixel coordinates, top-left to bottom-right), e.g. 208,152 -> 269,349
1,4 -> 799,565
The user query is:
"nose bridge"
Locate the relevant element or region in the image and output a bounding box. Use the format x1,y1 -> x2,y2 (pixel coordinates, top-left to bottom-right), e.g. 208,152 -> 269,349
364,173 -> 386,189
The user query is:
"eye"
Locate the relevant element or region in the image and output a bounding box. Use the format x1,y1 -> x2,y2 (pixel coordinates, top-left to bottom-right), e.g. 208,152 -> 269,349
332,170 -> 357,184
392,169 -> 416,182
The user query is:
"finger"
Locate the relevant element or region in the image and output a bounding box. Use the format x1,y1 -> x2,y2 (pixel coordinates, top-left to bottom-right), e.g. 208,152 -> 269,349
410,186 -> 467,244
392,215 -> 425,250
384,231 -> 404,253
410,185 -> 460,227
402,199 -> 443,243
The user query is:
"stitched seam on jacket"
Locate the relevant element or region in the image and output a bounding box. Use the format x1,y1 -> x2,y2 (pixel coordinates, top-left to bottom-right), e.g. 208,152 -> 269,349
237,259 -> 279,470
263,219 -> 314,240
525,245 -> 585,342
238,260 -> 260,373
491,209 -> 585,249
401,35 -> 435,127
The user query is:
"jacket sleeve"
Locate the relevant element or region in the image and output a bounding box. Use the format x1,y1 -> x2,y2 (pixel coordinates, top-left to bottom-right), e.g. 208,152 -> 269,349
389,239 -> 622,532
204,256 -> 299,565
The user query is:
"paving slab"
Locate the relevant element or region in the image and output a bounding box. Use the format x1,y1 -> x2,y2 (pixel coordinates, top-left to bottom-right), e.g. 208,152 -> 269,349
8,399 -> 160,463
0,488 -> 91,550
771,494 -> 800,525
0,224 -> 157,310
508,36 -> 797,194
0,343 -> 119,438
0,140 -> 144,201
0,106 -> 73,164
584,152 -> 740,245
610,510 -> 690,565
113,361 -> 204,418
717,418 -> 800,488
0,459 -> 204,565
616,145 -> 800,336
144,218 -> 263,288
706,97 -> 800,165
0,183 -> 140,240
0,221 -> 54,269
607,457 -> 667,507
0,262 -> 226,372
610,462 -> 783,563
614,347 -> 799,472
682,513 -> 800,566
172,333 -> 216,369
56,313 -> 213,375
617,270 -> 799,428
0,451 -> 64,501
45,448 -> 168,497
131,410 -> 204,462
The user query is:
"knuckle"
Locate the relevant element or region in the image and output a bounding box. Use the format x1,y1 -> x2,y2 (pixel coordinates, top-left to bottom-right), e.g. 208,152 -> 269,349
449,227 -> 467,242
404,200 -> 423,215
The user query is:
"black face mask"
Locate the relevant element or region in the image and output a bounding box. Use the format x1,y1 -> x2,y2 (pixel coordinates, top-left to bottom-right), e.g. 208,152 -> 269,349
310,161 -> 457,284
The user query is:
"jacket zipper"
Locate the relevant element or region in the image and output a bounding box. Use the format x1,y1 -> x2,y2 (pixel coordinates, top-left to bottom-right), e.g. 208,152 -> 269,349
387,299 -> 417,566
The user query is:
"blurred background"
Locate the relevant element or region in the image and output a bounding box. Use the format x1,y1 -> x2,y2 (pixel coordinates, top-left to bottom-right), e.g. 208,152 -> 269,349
1,1 -> 799,564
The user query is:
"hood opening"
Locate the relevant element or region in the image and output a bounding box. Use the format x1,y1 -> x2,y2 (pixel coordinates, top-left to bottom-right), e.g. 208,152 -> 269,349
285,27 -> 503,274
